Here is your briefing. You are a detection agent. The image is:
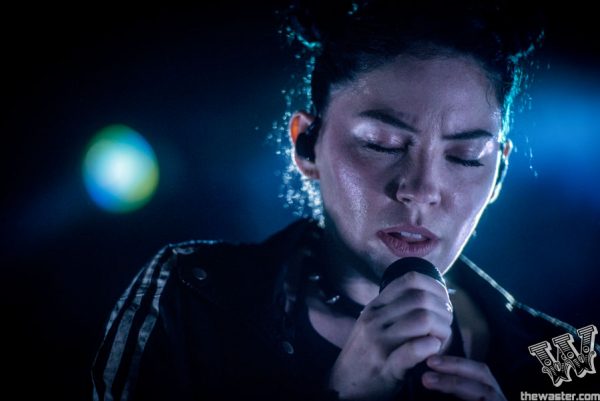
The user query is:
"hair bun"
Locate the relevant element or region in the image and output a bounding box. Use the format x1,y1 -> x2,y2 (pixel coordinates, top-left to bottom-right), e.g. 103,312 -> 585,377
487,1 -> 546,60
283,0 -> 357,51
283,0 -> 544,61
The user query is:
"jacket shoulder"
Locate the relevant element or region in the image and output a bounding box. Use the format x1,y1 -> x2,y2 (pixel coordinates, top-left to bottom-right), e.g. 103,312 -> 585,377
455,255 -> 580,340
164,218 -> 319,311
93,219 -> 317,401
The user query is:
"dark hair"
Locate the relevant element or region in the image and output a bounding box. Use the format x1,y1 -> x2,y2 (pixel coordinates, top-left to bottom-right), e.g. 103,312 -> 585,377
275,0 -> 544,221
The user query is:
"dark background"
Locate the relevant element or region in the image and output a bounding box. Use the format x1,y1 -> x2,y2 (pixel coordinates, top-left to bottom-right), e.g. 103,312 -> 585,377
2,2 -> 599,399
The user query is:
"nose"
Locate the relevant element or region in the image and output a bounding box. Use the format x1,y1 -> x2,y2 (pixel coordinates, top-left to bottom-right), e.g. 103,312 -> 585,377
391,161 -> 442,207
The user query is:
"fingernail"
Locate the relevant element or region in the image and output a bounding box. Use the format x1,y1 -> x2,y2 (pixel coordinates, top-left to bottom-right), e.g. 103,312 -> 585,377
424,372 -> 439,383
428,356 -> 442,366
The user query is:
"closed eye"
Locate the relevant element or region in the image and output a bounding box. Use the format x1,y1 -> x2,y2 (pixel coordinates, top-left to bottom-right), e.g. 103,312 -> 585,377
446,155 -> 484,167
364,142 -> 484,167
364,142 -> 409,155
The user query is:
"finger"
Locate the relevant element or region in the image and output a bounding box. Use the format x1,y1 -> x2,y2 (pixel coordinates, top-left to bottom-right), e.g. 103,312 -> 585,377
376,271 -> 449,305
426,355 -> 500,388
381,309 -> 453,349
379,289 -> 454,327
383,335 -> 441,381
422,372 -> 504,401
360,289 -> 453,335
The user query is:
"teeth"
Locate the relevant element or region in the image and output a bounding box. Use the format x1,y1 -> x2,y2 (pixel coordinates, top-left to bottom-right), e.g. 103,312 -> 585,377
398,231 -> 425,240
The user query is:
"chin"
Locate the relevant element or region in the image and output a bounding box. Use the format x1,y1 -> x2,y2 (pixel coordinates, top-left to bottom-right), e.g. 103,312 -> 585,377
371,251 -> 402,278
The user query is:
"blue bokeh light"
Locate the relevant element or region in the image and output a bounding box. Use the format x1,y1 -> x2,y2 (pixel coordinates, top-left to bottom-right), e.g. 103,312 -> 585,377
82,124 -> 159,213
513,74 -> 600,206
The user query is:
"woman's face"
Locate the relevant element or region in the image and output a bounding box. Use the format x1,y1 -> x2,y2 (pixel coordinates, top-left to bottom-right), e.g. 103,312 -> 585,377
312,55 -> 503,278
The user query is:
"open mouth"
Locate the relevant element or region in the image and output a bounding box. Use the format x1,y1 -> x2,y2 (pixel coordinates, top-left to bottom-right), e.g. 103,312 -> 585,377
377,226 -> 439,258
388,231 -> 428,243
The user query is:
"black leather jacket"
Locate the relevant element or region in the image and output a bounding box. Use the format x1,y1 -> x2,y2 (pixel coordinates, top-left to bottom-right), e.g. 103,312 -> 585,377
92,218 -> 598,400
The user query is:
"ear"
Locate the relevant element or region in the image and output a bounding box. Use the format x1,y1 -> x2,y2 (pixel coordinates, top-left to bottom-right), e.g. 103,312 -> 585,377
488,138 -> 513,204
289,110 -> 320,179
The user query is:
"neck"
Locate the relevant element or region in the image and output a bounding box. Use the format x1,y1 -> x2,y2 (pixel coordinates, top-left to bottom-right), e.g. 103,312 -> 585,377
319,221 -> 381,308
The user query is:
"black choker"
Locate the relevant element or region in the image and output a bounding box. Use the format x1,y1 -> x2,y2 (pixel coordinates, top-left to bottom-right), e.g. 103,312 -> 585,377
292,221 -> 368,319
307,270 -> 366,319
298,238 -> 366,319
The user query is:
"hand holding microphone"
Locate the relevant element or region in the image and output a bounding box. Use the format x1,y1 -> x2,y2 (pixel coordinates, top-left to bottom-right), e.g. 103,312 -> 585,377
328,257 -> 454,400
380,258 -> 459,400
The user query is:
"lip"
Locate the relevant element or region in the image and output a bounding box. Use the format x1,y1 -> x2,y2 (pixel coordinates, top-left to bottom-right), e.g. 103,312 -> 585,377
377,224 -> 440,258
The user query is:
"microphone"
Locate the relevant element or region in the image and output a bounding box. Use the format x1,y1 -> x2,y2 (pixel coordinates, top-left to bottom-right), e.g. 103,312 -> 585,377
379,257 -> 445,292
379,257 -> 458,401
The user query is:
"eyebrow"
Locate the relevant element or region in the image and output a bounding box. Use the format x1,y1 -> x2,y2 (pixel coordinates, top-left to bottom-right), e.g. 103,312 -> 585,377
442,129 -> 494,140
357,108 -> 494,140
357,109 -> 418,133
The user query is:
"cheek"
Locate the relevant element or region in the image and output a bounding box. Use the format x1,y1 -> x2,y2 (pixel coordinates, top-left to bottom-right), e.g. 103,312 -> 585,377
446,168 -> 496,239
316,139 -> 382,227
319,152 -> 367,218
451,177 -> 493,212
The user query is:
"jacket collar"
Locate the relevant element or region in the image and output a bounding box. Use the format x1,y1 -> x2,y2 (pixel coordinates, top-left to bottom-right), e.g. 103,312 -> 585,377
172,218 -> 523,317
174,218 -> 574,343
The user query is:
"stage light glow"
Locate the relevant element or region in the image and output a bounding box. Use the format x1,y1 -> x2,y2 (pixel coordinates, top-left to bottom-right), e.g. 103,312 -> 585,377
83,125 -> 159,213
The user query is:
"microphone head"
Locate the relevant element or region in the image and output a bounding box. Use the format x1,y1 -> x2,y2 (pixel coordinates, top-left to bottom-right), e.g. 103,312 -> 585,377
379,257 -> 444,293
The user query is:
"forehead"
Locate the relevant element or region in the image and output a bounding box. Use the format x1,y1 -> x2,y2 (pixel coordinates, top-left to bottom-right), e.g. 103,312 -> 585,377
328,55 -> 501,134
